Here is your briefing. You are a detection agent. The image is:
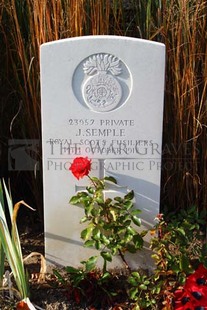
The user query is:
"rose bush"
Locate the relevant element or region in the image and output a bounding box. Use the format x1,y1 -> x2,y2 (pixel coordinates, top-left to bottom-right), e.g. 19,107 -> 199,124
68,157 -> 144,272
69,157 -> 91,180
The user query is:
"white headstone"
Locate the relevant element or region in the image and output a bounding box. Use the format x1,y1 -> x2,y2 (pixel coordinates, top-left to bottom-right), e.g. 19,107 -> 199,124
40,36 -> 165,269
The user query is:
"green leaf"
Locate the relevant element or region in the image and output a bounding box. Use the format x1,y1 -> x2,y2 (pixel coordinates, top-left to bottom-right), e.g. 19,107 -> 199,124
53,269 -> 67,284
124,190 -> 134,200
139,284 -> 148,290
96,197 -> 104,204
101,251 -> 112,262
131,271 -> 141,279
119,215 -> 128,223
69,196 -> 81,204
140,230 -> 148,237
128,287 -> 138,300
114,197 -> 123,202
123,220 -> 131,227
85,256 -> 98,272
171,264 -> 180,274
81,226 -> 93,240
126,244 -> 137,253
86,186 -> 94,194
126,226 -> 136,235
124,201 -> 133,210
90,177 -> 104,189
132,215 -> 141,226
85,203 -> 94,216
115,226 -> 125,234
92,227 -> 101,240
111,247 -> 118,255
124,233 -> 133,243
177,227 -> 186,236
104,176 -> 117,184
131,209 -> 142,216
65,266 -> 80,274
84,240 -> 95,248
0,181 -> 31,299
202,243 -> 207,256
100,271 -> 111,281
179,254 -> 191,273
105,198 -> 112,204
79,192 -> 89,197
81,195 -> 91,202
128,276 -> 139,286
101,234 -> 110,245
151,254 -> 160,261
95,240 -> 101,250
103,223 -> 112,230
133,234 -> 144,248
91,207 -> 99,217
80,216 -> 88,223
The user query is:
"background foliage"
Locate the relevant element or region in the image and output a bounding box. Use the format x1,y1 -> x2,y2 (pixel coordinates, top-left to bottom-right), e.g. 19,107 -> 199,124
0,0 -> 206,220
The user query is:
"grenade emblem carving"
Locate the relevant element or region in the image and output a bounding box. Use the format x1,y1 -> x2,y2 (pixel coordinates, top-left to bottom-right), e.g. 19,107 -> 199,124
82,54 -> 122,112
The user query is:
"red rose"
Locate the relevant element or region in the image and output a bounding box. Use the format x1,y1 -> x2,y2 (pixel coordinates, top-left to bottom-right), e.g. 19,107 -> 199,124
69,157 -> 91,180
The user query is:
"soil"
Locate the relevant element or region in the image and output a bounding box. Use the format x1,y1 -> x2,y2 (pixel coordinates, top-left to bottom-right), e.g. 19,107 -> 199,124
0,227 -> 135,310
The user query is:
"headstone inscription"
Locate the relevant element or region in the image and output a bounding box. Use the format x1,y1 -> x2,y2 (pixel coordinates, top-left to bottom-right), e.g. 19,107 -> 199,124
40,36 -> 165,268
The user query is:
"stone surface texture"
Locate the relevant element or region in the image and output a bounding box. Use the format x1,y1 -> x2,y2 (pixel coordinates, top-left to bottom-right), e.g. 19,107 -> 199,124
40,35 -> 165,269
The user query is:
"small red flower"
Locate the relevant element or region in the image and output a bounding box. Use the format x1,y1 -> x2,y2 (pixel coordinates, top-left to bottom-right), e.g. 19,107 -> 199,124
16,301 -> 30,310
69,157 -> 91,180
174,264 -> 207,310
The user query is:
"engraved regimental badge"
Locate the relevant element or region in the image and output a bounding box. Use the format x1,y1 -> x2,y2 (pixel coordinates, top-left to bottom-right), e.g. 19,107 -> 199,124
82,54 -> 122,112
